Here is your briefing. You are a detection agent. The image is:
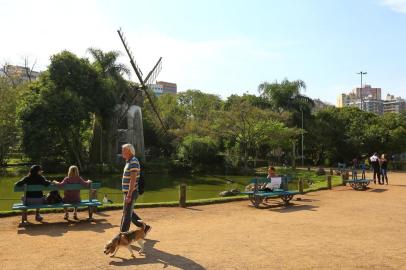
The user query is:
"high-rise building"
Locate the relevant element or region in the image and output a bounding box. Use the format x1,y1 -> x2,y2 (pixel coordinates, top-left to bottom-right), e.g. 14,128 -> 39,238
148,81 -> 177,96
352,85 -> 381,100
383,94 -> 406,113
336,84 -> 397,115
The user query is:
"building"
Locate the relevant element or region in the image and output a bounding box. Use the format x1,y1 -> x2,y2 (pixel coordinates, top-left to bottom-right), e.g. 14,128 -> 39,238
383,94 -> 406,113
363,96 -> 384,115
0,65 -> 40,83
148,81 -> 177,96
337,84 -> 390,115
312,98 -> 334,113
352,85 -> 381,100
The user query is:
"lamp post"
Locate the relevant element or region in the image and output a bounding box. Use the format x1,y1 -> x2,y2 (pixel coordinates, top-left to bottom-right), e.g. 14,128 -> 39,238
356,71 -> 367,110
300,106 -> 304,167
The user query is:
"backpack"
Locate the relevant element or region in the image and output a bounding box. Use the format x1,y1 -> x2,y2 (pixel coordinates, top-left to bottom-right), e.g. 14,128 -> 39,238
46,190 -> 63,204
138,172 -> 145,195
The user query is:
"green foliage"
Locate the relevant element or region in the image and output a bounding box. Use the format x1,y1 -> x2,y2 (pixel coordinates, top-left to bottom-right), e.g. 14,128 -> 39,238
0,78 -> 26,165
176,135 -> 219,168
18,51 -> 117,170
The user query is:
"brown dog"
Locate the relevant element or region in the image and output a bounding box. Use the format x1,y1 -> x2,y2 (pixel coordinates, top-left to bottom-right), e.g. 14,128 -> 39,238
104,229 -> 145,258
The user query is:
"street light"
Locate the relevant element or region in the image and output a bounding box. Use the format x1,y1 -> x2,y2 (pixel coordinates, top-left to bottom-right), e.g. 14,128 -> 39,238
356,71 -> 367,110
301,107 -> 304,167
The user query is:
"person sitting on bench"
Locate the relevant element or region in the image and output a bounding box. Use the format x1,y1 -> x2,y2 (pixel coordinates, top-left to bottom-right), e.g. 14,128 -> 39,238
53,165 -> 92,220
15,165 -> 51,222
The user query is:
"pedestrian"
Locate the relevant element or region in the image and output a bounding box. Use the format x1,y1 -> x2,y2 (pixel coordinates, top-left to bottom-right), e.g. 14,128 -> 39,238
360,162 -> 366,179
380,154 -> 389,185
120,144 -> 151,235
352,157 -> 358,180
370,152 -> 381,184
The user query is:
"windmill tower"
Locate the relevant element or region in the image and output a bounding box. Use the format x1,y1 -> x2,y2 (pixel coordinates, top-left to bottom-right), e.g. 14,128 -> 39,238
112,28 -> 168,162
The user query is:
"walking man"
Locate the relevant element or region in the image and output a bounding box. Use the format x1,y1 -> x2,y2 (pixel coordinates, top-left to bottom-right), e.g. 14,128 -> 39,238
120,143 -> 151,234
370,152 -> 381,184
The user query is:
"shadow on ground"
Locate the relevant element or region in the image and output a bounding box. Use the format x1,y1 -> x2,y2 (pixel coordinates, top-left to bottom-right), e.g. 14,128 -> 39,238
369,189 -> 388,193
109,239 -> 205,270
17,216 -> 118,237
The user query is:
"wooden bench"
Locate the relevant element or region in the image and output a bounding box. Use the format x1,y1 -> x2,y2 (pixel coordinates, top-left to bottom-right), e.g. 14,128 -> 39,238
241,176 -> 299,208
13,183 -> 102,222
344,179 -> 371,191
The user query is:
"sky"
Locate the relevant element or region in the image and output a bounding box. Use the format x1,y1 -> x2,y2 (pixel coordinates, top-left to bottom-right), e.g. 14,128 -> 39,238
1,0 -> 406,104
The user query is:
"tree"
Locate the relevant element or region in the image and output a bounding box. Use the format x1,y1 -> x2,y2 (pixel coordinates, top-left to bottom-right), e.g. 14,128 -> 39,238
0,78 -> 24,165
87,48 -> 131,164
217,100 -> 299,171
19,51 -> 114,170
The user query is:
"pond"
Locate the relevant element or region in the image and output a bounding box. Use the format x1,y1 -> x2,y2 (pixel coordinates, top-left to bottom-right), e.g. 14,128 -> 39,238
0,173 -> 251,212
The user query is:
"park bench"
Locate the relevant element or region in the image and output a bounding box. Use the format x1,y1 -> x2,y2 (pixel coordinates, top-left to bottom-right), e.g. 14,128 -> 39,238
344,178 -> 370,191
12,183 -> 102,223
241,176 -> 299,208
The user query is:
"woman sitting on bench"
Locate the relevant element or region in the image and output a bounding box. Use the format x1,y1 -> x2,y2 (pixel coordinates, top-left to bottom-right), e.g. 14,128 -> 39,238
15,165 -> 51,222
53,165 -> 92,220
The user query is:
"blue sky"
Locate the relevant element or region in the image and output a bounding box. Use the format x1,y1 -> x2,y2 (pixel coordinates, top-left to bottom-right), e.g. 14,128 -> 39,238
1,0 -> 406,103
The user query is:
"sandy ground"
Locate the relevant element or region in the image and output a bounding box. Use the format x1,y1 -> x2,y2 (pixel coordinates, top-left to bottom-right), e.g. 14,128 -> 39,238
0,172 -> 406,270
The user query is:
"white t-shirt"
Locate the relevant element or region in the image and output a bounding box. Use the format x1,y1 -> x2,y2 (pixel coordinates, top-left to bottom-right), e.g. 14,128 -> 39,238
265,177 -> 282,190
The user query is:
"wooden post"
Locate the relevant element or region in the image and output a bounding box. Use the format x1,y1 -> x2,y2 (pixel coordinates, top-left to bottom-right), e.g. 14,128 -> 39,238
298,178 -> 304,194
330,168 -> 333,175
342,174 -> 346,186
327,175 -> 332,189
179,184 -> 187,208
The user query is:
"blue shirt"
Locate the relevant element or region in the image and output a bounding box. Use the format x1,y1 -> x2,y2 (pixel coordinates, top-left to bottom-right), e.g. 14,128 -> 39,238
122,156 -> 140,192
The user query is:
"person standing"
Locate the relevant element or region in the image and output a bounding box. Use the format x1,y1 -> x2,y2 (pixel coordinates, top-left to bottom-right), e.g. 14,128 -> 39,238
370,152 -> 381,184
120,144 -> 151,235
380,154 -> 389,185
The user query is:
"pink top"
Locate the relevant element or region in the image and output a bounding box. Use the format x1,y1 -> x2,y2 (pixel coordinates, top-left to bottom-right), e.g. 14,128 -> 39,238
55,176 -> 91,203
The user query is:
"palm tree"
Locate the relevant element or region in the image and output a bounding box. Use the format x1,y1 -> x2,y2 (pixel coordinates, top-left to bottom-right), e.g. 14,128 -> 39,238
87,48 -> 131,164
87,48 -> 130,79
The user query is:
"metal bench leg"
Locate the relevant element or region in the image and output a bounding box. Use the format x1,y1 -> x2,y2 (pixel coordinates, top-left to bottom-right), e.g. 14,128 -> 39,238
88,206 -> 93,220
21,210 -> 27,224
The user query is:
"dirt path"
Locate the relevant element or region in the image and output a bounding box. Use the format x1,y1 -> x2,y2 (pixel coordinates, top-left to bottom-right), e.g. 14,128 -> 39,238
1,172 -> 406,270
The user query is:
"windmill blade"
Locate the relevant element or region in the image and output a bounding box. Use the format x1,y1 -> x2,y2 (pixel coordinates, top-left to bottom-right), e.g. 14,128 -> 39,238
117,28 -> 144,84
144,57 -> 162,86
144,86 -> 170,132
117,28 -> 168,133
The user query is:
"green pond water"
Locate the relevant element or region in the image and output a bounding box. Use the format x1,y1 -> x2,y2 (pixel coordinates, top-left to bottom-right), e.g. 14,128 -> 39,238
0,168 -> 341,212
0,173 -> 252,211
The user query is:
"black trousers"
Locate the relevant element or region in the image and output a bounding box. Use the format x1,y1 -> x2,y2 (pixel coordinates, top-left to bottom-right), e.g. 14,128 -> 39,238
372,166 -> 381,182
120,190 -> 143,232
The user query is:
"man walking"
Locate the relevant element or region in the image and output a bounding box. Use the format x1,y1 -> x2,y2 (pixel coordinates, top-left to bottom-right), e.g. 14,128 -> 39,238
120,143 -> 151,234
370,152 -> 381,185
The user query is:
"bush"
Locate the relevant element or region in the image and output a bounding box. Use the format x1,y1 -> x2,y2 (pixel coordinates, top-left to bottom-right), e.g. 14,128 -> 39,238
176,135 -> 219,168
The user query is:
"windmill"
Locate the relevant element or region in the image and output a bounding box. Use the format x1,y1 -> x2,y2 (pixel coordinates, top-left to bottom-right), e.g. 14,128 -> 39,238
117,28 -> 168,133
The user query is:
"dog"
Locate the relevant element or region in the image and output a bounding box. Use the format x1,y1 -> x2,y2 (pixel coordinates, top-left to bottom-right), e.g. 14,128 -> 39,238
104,229 -> 146,258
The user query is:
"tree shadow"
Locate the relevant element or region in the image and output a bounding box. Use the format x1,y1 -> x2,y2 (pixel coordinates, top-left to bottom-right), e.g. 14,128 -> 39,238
17,217 -> 118,237
109,239 -> 205,270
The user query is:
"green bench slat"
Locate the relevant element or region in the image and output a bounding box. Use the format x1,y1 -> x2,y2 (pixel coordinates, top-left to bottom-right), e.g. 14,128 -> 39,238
345,179 -> 371,183
14,182 -> 101,192
12,199 -> 102,210
242,190 -> 299,196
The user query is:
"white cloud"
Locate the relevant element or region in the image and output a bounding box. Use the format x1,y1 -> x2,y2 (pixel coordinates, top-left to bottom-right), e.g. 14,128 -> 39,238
381,0 -> 406,13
